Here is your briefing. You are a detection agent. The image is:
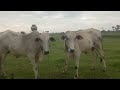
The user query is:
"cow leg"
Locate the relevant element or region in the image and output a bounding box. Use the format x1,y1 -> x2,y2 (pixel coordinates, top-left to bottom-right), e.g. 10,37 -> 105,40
91,50 -> 97,70
28,54 -> 40,79
39,53 -> 44,62
97,49 -> 106,71
0,53 -> 7,77
63,53 -> 69,73
31,58 -> 40,79
74,53 -> 80,79
35,54 -> 40,79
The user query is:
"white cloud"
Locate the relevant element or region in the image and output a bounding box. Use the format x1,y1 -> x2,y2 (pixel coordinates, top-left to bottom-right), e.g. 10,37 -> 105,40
0,11 -> 120,33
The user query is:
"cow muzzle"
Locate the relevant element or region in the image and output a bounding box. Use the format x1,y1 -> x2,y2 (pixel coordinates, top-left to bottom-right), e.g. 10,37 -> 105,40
70,49 -> 74,53
44,51 -> 49,55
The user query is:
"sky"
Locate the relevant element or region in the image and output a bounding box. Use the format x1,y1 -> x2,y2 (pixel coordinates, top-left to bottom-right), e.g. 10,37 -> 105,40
0,11 -> 120,33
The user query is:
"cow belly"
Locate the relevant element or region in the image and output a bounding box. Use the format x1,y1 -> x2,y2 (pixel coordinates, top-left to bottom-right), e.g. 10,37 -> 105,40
9,47 -> 26,57
10,50 -> 23,56
78,40 -> 93,54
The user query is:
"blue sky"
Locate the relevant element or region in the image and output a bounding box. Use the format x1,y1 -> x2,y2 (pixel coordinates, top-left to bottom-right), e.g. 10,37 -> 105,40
0,11 -> 120,33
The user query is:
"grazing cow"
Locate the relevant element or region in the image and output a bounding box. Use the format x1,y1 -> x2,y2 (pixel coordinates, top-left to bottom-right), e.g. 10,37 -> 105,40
61,28 -> 106,79
0,30 -> 55,79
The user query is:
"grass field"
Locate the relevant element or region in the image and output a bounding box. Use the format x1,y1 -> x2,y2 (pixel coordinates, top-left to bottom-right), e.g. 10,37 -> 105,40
1,33 -> 120,79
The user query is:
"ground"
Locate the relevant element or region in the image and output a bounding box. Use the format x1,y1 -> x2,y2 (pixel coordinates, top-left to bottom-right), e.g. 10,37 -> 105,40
1,32 -> 120,79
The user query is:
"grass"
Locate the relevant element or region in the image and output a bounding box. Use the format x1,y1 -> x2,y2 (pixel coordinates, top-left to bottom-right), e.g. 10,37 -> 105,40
1,33 -> 120,79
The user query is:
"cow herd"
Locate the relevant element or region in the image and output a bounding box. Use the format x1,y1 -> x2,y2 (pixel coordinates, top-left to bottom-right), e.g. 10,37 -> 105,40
0,28 -> 106,79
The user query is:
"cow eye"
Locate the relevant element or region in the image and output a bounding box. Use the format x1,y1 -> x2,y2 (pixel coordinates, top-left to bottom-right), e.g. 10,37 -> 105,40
66,37 -> 69,40
35,38 -> 42,42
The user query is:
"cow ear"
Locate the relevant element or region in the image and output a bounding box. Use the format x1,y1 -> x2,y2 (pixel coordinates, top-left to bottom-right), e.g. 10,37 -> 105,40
49,37 -> 56,42
35,37 -> 41,42
61,36 -> 66,40
76,35 -> 83,40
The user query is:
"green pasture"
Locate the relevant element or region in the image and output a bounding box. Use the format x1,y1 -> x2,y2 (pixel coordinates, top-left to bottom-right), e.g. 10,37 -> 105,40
1,33 -> 120,79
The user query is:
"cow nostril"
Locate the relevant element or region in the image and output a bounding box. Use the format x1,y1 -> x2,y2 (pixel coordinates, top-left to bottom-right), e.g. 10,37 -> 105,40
44,51 -> 49,55
70,49 -> 74,53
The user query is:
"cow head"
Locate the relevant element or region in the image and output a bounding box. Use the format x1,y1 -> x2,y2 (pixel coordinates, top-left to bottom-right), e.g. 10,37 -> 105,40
61,31 -> 83,53
39,32 -> 55,55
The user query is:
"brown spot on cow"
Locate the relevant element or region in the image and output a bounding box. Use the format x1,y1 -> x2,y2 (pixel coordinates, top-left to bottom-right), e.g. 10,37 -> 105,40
76,35 -> 83,40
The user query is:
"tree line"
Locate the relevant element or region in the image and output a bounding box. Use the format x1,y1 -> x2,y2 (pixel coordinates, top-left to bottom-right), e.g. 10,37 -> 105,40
102,25 -> 120,32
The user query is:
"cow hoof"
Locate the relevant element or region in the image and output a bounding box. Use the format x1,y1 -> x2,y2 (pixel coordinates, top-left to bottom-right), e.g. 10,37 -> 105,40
73,76 -> 78,79
0,74 -> 7,78
74,75 -> 78,79
103,69 -> 106,72
63,70 -> 66,73
62,68 -> 67,73
35,76 -> 40,79
0,72 -> 7,77
10,73 -> 15,79
90,68 -> 95,70
37,76 -> 40,79
102,67 -> 106,72
90,66 -> 95,70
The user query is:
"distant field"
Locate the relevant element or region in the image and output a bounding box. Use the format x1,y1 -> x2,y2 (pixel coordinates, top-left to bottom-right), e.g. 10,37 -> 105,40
1,32 -> 120,79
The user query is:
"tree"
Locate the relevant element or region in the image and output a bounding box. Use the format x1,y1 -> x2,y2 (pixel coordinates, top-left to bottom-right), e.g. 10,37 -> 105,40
112,25 -> 120,31
101,30 -> 106,32
115,25 -> 120,31
31,24 -> 37,31
112,26 -> 115,31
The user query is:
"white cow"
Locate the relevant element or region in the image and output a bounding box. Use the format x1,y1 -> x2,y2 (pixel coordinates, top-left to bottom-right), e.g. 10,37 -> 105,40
61,28 -> 106,79
39,32 -> 56,55
0,30 -> 55,79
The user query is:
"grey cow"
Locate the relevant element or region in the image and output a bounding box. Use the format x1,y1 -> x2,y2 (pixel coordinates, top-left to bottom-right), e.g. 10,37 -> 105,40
61,28 -> 106,79
0,30 -> 55,79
